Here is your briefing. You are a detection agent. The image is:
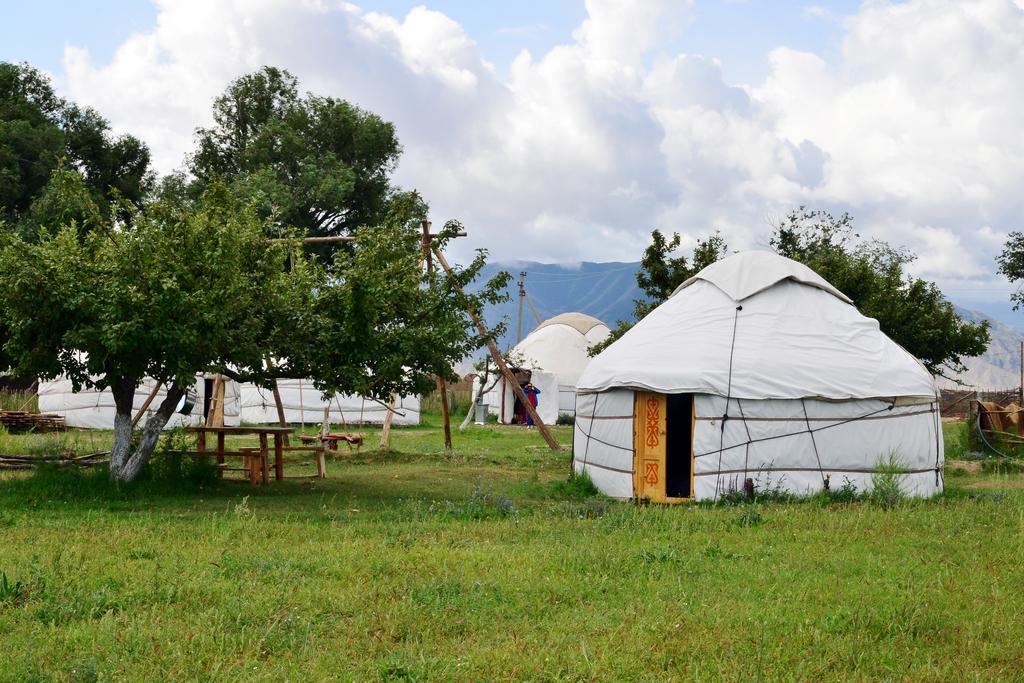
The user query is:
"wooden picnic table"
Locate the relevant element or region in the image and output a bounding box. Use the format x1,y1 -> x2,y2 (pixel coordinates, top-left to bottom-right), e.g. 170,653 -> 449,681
184,426 -> 295,485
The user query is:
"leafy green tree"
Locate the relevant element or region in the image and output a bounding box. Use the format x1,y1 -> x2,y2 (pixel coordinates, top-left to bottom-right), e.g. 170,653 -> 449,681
771,207 -> 989,376
0,62 -> 152,229
0,184 -> 294,481
0,181 -> 508,482
590,230 -> 728,354
189,66 -> 401,239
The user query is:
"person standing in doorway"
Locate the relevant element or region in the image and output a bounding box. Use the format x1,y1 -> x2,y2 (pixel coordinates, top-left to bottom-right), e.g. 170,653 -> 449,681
524,382 -> 541,427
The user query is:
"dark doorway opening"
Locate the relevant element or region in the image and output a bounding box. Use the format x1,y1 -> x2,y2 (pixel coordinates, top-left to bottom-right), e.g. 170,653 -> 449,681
202,378 -> 213,421
665,393 -> 693,498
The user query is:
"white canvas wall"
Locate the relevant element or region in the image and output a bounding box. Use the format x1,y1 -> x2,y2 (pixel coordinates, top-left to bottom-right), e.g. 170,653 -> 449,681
38,376 -> 241,430
573,390 -> 943,501
238,379 -> 420,426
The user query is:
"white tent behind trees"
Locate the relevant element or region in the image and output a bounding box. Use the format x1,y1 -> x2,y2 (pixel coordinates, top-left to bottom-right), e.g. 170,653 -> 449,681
238,379 -> 420,426
574,251 -> 943,502
38,375 -> 241,429
478,312 -> 610,424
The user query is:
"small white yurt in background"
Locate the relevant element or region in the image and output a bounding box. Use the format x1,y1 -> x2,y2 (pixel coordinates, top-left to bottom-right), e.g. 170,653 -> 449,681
574,251 -> 943,502
38,375 -> 241,429
479,312 -> 610,424
238,379 -> 421,426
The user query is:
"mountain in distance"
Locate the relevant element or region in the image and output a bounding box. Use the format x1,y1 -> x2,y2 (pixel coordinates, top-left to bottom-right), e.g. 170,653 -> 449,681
476,261 -> 643,349
473,260 -> 1023,390
941,306 -> 1023,390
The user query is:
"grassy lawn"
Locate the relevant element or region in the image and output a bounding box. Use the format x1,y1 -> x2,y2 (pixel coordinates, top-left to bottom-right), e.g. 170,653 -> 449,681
0,416 -> 1023,680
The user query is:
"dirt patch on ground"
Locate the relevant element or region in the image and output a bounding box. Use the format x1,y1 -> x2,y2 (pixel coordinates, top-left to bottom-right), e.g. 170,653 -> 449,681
946,459 -> 982,474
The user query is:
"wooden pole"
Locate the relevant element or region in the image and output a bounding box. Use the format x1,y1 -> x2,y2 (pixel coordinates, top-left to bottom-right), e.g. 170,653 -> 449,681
422,219 -> 453,450
431,245 -> 562,451
378,394 -> 398,449
131,382 -> 162,428
516,271 -> 526,343
321,401 -> 331,438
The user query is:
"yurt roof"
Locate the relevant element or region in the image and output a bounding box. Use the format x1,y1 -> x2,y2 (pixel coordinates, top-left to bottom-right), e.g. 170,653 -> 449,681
578,251 -> 936,402
672,250 -> 852,304
512,313 -> 610,386
534,312 -> 607,336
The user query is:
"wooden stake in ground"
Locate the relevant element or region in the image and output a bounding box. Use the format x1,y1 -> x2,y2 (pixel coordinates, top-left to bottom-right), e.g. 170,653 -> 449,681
422,219 -> 454,450
431,246 -> 562,451
378,394 -> 398,449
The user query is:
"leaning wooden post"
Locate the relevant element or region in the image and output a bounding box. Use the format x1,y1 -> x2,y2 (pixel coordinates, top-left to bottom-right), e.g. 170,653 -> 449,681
131,382 -> 162,428
205,375 -> 225,427
378,394 -> 398,450
431,245 -> 562,451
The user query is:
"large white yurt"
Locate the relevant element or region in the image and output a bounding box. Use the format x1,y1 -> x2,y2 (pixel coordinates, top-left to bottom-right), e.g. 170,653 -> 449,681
573,251 -> 943,502
479,313 -> 610,424
238,379 -> 421,426
38,375 -> 241,429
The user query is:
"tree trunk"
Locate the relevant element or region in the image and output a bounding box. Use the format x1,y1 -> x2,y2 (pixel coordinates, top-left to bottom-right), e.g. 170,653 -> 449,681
109,379 -> 185,482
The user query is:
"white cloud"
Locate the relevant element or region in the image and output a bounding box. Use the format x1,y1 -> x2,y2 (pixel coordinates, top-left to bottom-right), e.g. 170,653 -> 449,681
56,0 -> 1024,292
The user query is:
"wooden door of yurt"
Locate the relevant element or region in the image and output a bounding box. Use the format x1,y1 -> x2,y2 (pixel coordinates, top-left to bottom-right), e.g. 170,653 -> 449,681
633,392 -> 694,502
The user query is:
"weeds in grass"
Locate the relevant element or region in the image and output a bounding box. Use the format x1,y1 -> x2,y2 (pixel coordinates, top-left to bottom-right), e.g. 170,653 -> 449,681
0,570 -> 28,607
981,458 -> 1024,474
0,388 -> 38,412
145,429 -> 218,486
870,452 -> 906,509
734,502 -> 765,527
429,480 -> 517,520
552,469 -> 600,498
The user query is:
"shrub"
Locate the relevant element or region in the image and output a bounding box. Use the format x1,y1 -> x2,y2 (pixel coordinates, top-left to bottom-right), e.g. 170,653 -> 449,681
555,413 -> 575,426
870,452 -> 905,509
145,429 -> 218,487
552,469 -> 600,499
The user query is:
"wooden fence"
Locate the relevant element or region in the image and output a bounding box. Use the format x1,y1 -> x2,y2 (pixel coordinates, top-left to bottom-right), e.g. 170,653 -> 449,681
940,387 -> 1021,419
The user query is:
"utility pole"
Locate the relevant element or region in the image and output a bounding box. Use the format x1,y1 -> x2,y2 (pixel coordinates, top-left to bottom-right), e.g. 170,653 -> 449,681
516,271 -> 526,344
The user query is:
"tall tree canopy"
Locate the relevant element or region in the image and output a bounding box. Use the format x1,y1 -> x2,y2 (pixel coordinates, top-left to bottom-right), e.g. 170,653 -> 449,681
189,66 -> 401,238
771,207 -> 989,377
0,62 -> 152,231
0,181 -> 507,481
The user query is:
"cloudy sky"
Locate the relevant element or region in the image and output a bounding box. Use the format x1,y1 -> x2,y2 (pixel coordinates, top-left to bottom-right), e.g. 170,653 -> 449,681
3,0 -> 1024,319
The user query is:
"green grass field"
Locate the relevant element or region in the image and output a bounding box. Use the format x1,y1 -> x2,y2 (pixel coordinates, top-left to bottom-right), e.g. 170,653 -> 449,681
1,417 -> 1023,680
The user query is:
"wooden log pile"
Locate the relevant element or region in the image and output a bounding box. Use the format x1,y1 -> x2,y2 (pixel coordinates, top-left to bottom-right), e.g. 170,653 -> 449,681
0,411 -> 65,432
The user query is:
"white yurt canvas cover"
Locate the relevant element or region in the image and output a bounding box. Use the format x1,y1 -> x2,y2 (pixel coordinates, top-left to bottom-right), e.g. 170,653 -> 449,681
479,313 -> 610,424
574,251 -> 943,502
239,379 -> 421,426
38,375 -> 241,430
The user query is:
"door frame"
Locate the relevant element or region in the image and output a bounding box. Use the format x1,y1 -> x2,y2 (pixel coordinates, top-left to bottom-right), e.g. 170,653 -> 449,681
633,391 -> 695,503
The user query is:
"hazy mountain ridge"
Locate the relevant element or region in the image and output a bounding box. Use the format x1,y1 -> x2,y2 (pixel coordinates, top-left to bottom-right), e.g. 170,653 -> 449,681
475,261 -> 1022,389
